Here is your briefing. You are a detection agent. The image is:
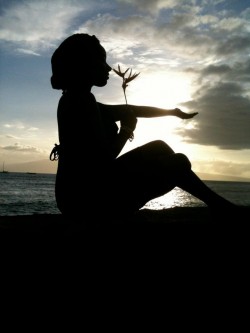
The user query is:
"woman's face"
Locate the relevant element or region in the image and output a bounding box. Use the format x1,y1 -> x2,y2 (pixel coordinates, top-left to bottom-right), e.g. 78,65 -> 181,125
90,46 -> 112,87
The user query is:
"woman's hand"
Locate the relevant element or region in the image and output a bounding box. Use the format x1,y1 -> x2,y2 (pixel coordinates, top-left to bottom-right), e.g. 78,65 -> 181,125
174,108 -> 198,119
120,107 -> 137,131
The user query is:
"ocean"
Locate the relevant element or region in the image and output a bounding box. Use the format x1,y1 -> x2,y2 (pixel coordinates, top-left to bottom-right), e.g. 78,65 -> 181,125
0,172 -> 250,216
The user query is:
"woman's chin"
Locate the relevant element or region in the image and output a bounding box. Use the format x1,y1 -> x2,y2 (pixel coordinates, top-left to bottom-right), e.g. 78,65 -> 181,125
95,80 -> 108,87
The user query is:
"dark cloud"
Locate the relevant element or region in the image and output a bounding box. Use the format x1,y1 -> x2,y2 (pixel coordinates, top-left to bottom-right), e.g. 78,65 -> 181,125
180,81 -> 250,149
216,35 -> 250,55
202,64 -> 231,75
225,59 -> 250,83
187,58 -> 250,83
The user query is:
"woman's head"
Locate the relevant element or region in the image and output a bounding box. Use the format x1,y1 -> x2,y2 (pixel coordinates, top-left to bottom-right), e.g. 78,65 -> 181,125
51,33 -> 111,90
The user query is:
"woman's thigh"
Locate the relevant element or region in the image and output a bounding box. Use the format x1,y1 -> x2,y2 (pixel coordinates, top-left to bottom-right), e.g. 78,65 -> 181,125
111,141 -> 177,211
115,140 -> 175,171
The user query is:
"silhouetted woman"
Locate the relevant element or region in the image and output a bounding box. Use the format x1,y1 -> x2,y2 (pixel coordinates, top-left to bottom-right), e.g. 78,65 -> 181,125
50,33 -> 236,221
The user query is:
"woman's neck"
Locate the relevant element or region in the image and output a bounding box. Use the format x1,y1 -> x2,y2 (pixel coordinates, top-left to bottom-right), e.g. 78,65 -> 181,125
65,81 -> 93,94
64,86 -> 92,95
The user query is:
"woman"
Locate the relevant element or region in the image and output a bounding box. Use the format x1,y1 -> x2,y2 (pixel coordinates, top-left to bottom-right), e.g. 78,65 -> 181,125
50,33 -> 236,221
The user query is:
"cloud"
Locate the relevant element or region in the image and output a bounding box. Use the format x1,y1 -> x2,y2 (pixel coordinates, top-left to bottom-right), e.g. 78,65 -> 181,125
178,53 -> 250,151
201,64 -> 231,75
194,159 -> 250,179
1,0 -> 249,63
216,35 -> 250,56
5,135 -> 19,139
3,122 -> 39,130
3,123 -> 25,129
215,17 -> 246,31
200,59 -> 250,84
16,48 -> 41,56
116,0 -> 178,15
2,142 -> 44,153
76,2 -> 249,67
0,0 -> 85,52
180,81 -> 250,149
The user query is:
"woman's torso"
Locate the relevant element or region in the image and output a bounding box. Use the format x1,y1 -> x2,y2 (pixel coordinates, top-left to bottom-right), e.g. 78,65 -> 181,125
55,91 -> 118,211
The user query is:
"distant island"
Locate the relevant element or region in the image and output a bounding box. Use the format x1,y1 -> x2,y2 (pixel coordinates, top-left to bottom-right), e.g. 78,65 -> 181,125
1,159 -> 250,182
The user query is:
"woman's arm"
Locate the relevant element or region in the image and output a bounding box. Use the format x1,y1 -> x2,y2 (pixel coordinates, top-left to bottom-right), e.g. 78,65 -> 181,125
97,102 -> 137,159
98,103 -> 198,121
97,103 -> 197,158
132,105 -> 198,119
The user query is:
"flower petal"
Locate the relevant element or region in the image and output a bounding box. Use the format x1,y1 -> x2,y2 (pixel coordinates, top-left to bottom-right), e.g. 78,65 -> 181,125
125,72 -> 140,83
113,68 -> 124,77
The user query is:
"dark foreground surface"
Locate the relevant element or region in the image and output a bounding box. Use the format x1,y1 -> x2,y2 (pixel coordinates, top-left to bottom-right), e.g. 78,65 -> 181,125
1,208 -> 249,311
0,207 -> 249,268
0,206 -> 249,234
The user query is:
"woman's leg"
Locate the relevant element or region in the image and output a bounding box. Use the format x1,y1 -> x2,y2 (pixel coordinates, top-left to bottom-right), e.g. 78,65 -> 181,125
145,141 -> 236,208
116,140 -> 236,210
112,141 -> 175,213
176,169 -> 236,208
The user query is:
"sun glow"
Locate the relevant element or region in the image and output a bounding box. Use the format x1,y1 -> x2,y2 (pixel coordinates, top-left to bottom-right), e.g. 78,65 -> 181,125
119,71 -> 194,151
129,71 -> 192,109
109,68 -> 196,156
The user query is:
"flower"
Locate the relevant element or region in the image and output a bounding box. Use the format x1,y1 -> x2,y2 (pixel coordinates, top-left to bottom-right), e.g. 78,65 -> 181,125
113,64 -> 140,105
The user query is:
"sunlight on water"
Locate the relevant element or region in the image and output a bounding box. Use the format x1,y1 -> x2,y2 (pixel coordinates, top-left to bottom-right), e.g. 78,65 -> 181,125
143,187 -> 205,210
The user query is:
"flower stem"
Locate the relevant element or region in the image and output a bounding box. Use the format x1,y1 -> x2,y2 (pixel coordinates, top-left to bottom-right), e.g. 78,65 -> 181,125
123,88 -> 128,105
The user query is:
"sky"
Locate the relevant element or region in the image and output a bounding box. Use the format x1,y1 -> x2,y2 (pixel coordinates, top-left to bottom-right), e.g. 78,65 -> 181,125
0,0 -> 250,179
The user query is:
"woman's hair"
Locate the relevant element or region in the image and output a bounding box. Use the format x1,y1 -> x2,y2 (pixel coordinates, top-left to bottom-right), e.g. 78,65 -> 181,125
51,33 -> 101,90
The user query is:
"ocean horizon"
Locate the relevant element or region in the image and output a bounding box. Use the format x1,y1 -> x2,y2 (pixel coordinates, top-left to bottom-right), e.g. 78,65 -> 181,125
0,172 -> 250,216
2,159 -> 250,183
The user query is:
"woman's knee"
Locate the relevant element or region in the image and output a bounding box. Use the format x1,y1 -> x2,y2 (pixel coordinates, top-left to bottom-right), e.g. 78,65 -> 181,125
148,140 -> 175,154
174,153 -> 192,171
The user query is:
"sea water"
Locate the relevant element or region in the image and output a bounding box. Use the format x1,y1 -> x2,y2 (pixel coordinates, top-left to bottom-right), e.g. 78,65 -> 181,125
0,172 -> 250,216
0,172 -> 59,216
